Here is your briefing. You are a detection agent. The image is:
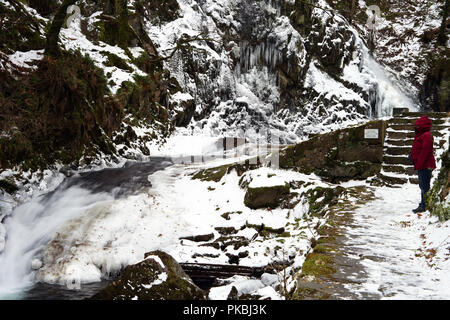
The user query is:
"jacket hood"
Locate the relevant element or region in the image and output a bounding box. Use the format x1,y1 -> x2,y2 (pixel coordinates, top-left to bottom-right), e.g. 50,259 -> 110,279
414,116 -> 432,134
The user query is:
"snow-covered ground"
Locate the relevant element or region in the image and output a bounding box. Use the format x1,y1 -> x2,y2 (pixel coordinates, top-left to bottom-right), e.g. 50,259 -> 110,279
1,130 -> 449,300
28,163 -> 329,299
342,184 -> 450,299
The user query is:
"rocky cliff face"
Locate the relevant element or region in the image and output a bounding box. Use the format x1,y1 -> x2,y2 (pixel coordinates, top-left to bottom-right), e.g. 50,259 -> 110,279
148,0 -> 418,144
328,0 -> 449,112
0,0 -> 430,171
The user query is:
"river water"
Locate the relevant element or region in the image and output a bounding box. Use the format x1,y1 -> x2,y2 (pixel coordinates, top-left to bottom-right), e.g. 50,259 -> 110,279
0,157 -> 173,299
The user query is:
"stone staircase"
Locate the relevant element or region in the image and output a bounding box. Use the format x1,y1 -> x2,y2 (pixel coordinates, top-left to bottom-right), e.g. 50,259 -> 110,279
379,111 -> 450,185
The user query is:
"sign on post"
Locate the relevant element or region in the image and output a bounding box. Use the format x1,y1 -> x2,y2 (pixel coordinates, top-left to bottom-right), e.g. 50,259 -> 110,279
364,129 -> 379,139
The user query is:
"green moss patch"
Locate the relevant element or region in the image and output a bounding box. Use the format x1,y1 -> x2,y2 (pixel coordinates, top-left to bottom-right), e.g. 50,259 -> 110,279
102,51 -> 133,72
192,164 -> 232,182
303,186 -> 346,217
301,252 -> 336,277
92,251 -> 206,300
427,148 -> 450,221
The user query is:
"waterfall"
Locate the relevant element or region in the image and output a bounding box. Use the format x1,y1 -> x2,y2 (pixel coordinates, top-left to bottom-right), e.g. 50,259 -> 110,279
0,186 -> 113,298
360,45 -> 417,117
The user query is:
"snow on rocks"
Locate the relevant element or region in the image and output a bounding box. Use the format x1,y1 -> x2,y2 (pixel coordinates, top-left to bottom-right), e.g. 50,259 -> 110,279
22,151 -> 328,298
92,251 -> 206,300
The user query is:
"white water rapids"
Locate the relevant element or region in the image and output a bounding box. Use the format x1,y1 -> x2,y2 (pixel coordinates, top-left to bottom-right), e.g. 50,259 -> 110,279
0,186 -> 113,298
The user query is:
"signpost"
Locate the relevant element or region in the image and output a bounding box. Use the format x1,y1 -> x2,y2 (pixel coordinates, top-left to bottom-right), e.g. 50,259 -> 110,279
364,128 -> 379,139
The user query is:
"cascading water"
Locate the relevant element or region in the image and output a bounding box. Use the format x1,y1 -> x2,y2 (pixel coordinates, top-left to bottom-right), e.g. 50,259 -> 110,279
0,186 -> 113,298
359,41 -> 417,117
0,159 -> 172,299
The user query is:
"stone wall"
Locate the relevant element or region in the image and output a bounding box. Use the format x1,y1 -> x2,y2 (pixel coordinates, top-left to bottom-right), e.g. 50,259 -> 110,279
279,120 -> 387,182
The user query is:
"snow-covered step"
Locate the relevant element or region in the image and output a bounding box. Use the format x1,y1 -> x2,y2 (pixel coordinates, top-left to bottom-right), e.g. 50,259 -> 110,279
386,130 -> 445,140
401,112 -> 450,119
385,140 -> 444,148
382,164 -> 415,176
383,155 -> 412,166
389,124 -> 448,131
388,118 -> 447,125
384,146 -> 411,156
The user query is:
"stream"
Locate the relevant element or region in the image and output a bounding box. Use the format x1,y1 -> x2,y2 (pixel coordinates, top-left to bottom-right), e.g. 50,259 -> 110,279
0,157 -> 174,299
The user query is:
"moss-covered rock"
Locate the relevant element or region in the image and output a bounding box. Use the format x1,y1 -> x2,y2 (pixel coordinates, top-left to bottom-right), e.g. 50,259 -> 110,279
303,186 -> 346,217
192,164 -> 232,182
0,50 -> 123,170
91,250 -> 206,300
244,183 -> 290,209
427,147 -> 450,221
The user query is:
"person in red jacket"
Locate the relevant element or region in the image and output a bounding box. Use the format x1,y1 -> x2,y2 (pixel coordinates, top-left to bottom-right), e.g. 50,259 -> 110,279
410,115 -> 436,213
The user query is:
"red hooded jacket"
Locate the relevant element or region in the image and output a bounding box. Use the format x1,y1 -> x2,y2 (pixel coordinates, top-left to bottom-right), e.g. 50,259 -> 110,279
411,116 -> 436,170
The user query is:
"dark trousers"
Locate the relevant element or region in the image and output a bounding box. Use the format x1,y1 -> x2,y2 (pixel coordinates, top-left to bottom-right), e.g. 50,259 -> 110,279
417,169 -> 432,209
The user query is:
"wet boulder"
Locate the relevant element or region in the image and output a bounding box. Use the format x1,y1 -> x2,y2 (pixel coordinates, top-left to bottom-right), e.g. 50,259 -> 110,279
92,251 -> 206,300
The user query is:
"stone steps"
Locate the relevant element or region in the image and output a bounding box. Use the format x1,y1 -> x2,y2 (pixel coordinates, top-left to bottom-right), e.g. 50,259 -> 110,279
388,124 -> 447,131
383,155 -> 411,165
386,130 -> 445,140
385,139 -> 446,148
388,118 -> 447,125
378,110 -> 449,185
384,139 -> 413,147
384,146 -> 411,156
401,112 -> 450,119
382,164 -> 415,175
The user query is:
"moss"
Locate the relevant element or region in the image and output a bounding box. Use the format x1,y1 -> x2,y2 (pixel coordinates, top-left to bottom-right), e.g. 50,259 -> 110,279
312,244 -> 333,254
0,49 -> 125,170
102,51 -> 133,72
304,186 -> 346,217
301,253 -> 336,277
92,251 -> 205,300
427,148 -> 450,221
317,236 -> 336,244
0,2 -> 46,52
278,232 -> 291,238
192,164 -> 232,182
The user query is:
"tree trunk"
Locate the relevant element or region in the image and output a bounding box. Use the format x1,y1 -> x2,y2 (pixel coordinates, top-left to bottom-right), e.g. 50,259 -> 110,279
44,0 -> 77,56
437,0 -> 449,46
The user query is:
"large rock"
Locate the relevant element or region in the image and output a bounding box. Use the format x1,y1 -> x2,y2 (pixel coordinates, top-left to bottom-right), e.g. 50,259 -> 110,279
92,251 -> 206,300
244,183 -> 290,209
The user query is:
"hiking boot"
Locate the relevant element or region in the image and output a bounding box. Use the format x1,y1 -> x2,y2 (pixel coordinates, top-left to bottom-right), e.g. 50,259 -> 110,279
412,206 -> 426,213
